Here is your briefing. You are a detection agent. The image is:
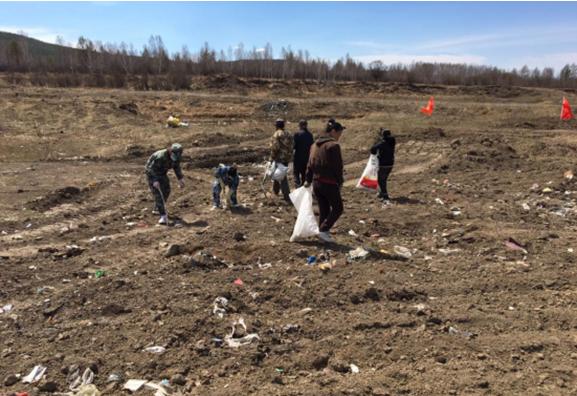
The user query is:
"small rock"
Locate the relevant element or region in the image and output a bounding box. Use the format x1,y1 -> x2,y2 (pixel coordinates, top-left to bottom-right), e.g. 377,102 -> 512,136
435,356 -> 447,364
171,373 -> 187,386
4,374 -> 18,386
39,381 -> 59,392
165,244 -> 183,258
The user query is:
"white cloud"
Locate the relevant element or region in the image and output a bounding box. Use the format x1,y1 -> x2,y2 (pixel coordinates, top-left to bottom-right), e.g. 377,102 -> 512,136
0,25 -> 72,44
354,53 -> 486,66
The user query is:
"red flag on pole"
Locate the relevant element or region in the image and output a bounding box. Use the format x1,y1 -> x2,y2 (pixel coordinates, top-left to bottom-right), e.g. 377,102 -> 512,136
561,97 -> 574,121
420,96 -> 435,116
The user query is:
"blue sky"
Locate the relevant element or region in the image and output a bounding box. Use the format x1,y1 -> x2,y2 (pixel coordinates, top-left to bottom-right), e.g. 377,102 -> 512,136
1,2 -> 577,72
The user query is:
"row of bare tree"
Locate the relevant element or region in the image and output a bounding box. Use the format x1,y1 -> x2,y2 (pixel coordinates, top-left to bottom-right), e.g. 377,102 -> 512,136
2,34 -> 577,89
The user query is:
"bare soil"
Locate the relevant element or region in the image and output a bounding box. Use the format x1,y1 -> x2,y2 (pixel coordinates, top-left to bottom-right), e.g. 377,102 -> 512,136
1,77 -> 577,396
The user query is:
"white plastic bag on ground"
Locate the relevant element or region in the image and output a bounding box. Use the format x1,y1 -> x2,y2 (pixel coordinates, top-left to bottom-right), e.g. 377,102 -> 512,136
356,154 -> 379,191
289,186 -> 319,242
271,162 -> 289,181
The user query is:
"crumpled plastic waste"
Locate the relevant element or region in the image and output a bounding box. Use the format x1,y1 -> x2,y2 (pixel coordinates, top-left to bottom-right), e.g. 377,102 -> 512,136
347,247 -> 370,261
225,317 -> 260,348
22,365 -> 46,383
68,367 -> 94,391
213,297 -> 229,319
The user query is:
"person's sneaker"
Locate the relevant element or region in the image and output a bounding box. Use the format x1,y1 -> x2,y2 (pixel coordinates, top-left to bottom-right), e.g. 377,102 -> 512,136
158,215 -> 168,225
318,231 -> 334,243
382,199 -> 392,205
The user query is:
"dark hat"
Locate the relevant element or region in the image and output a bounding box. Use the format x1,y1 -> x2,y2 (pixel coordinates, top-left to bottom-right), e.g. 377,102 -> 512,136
275,118 -> 285,129
380,128 -> 391,137
326,118 -> 345,133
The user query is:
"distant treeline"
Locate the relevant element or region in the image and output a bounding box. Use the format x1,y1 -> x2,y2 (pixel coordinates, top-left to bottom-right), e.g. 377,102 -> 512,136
2,33 -> 577,90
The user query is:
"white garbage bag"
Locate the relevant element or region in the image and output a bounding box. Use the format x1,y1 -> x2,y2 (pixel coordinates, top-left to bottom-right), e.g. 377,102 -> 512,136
270,162 -> 289,181
289,186 -> 319,242
356,154 -> 379,191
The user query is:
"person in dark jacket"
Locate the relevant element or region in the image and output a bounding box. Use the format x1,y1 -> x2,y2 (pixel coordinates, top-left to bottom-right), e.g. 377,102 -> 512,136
212,164 -> 240,209
305,119 -> 345,243
370,128 -> 396,203
145,143 -> 185,225
293,119 -> 314,188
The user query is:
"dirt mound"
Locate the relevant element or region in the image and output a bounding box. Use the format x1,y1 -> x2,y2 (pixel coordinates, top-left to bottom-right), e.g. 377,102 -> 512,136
26,186 -> 86,211
443,135 -> 519,172
504,117 -> 577,130
456,85 -> 535,98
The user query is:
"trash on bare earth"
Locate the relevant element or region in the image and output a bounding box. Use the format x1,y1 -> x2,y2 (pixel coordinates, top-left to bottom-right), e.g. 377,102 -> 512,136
123,379 -> 147,392
73,384 -> 101,396
22,365 -> 46,384
233,278 -> 244,286
347,247 -> 370,262
565,170 -> 574,181
0,304 -> 13,314
143,346 -> 166,354
350,364 -> 360,374
306,256 -> 317,265
225,317 -> 260,348
213,296 -> 229,319
438,248 -> 461,255
504,237 -> 528,254
68,367 -> 94,391
435,198 -> 445,205
448,326 -> 477,339
348,229 -> 358,237
393,246 -> 412,259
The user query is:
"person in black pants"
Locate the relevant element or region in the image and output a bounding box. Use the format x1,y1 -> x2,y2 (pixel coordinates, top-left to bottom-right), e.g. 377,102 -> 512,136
305,119 -> 345,243
293,119 -> 314,188
370,128 -> 396,203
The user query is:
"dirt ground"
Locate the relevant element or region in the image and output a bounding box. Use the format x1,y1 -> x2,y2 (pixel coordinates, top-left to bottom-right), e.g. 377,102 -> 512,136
2,77 -> 577,396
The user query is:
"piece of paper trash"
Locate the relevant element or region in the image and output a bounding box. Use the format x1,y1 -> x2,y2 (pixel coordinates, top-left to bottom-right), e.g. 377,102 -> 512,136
123,379 -> 147,392
22,365 -> 46,384
504,238 -> 528,254
350,364 -> 360,374
225,317 -> 260,348
213,297 -> 229,319
143,346 -> 166,354
565,170 -> 574,180
233,278 -> 244,286
0,304 -> 13,314
394,246 -> 412,259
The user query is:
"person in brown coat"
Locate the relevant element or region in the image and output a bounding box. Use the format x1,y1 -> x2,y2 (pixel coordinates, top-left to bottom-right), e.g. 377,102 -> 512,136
305,119 -> 345,243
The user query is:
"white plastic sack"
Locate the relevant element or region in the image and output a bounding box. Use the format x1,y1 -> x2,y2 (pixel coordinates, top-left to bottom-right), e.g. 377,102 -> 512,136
289,186 -> 319,242
271,162 -> 289,181
356,154 -> 379,191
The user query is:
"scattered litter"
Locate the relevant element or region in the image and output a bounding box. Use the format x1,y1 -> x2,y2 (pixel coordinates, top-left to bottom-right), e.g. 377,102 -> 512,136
225,317 -> 260,348
435,198 -> 445,205
95,270 -> 105,279
565,170 -> 574,181
0,303 -> 13,314
106,373 -> 123,383
542,187 -> 553,194
126,222 -> 137,227
521,203 -> 531,211
73,384 -> 101,396
348,229 -> 358,237
347,247 -> 370,261
450,207 -> 462,217
350,364 -> 360,374
448,326 -> 476,339
123,379 -> 147,392
306,256 -> 317,265
143,346 -> 166,354
358,220 -> 366,224
438,248 -> 461,255
233,278 -> 244,286
270,216 -> 282,223
318,262 -> 333,272
22,365 -> 46,384
69,367 -> 95,391
258,262 -> 272,269
394,246 -> 412,259
213,297 -> 229,319
298,307 -> 313,315
530,183 -> 539,191
504,238 -> 528,254
568,248 -> 574,253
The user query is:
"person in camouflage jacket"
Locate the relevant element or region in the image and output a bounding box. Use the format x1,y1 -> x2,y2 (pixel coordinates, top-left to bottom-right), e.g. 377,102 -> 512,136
270,119 -> 293,202
145,143 -> 185,225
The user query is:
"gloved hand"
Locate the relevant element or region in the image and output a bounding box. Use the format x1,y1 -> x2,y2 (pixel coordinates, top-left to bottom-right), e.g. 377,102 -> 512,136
178,179 -> 185,189
152,181 -> 160,189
